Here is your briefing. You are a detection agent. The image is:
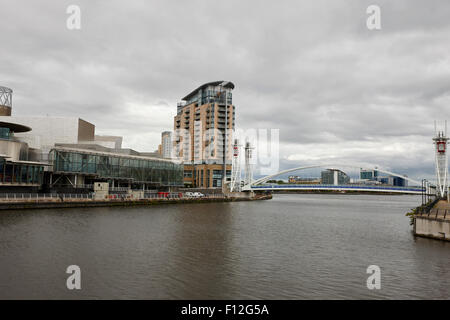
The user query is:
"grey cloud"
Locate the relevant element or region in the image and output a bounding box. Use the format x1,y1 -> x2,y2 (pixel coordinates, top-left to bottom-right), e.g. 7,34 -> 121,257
1,0 -> 450,180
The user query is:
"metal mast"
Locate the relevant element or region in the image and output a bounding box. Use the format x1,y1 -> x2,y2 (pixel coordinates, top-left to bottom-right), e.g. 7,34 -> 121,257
230,139 -> 241,192
433,120 -> 449,198
244,141 -> 254,185
221,83 -> 228,187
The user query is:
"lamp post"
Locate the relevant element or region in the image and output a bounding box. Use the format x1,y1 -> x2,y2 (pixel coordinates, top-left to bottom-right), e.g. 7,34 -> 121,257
422,179 -> 425,206
220,84 -> 228,189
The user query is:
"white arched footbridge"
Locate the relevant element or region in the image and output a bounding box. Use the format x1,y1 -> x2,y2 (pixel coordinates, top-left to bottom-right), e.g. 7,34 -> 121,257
241,164 -> 427,194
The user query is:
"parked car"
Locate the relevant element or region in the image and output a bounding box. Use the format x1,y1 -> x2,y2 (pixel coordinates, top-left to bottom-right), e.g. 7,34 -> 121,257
192,192 -> 205,198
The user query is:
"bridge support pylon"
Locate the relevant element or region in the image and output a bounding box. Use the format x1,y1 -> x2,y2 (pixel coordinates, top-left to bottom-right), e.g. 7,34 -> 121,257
433,120 -> 449,198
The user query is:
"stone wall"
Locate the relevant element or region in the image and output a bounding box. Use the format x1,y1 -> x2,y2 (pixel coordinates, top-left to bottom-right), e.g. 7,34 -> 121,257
415,216 -> 450,241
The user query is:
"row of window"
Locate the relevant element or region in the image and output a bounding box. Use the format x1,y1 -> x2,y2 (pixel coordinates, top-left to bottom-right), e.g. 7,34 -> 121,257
0,128 -> 11,140
185,169 -> 231,188
50,150 -> 184,186
0,160 -> 44,184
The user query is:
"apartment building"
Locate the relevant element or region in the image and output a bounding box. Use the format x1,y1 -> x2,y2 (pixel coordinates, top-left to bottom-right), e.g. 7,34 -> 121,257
161,131 -> 172,159
174,81 -> 235,188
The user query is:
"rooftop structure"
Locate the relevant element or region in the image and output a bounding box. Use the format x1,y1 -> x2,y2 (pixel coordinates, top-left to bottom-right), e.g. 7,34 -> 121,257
181,80 -> 234,107
0,86 -> 13,116
0,116 -> 96,162
0,121 -> 31,138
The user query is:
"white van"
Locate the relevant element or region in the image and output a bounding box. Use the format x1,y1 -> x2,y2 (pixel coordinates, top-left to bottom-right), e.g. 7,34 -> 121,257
192,192 -> 204,198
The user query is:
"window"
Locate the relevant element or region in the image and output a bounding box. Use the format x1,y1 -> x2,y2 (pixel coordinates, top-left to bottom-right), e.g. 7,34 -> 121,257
50,149 -> 184,186
0,127 -> 10,140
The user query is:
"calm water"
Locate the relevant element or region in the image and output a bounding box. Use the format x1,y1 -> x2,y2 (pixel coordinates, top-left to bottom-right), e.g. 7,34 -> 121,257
0,194 -> 449,299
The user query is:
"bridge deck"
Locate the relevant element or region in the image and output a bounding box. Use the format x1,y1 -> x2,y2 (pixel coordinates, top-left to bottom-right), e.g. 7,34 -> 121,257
250,184 -> 423,194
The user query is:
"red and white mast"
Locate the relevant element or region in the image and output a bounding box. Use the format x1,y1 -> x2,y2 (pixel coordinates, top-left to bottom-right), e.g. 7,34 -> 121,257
433,120 -> 449,198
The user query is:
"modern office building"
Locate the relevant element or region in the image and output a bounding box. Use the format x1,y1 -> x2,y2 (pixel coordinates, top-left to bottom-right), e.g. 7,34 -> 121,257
0,120 -> 45,190
173,81 -> 234,188
393,176 -> 408,187
377,176 -> 393,185
161,131 -> 172,159
0,116 -> 96,162
0,87 -> 46,190
0,85 -> 184,191
49,146 -> 183,189
360,168 -> 407,187
377,175 -> 408,187
360,169 -> 378,180
321,169 -> 350,185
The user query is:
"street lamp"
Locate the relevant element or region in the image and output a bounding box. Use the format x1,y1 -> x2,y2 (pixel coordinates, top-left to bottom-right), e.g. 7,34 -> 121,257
219,83 -> 229,190
422,179 -> 425,206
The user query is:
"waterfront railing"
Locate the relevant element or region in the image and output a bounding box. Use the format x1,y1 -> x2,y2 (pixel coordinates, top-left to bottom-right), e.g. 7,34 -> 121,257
0,192 -> 226,202
0,193 -> 93,201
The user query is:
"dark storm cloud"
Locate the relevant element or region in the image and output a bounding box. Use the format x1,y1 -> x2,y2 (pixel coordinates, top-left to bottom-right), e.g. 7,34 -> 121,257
1,0 -> 450,180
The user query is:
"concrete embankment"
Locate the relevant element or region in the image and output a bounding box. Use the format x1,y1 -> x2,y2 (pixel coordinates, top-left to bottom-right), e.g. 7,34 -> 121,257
413,200 -> 450,241
0,194 -> 272,211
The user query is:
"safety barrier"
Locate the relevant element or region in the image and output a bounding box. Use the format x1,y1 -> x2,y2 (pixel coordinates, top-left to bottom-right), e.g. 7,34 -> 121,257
0,192 -> 226,202
0,193 -> 93,201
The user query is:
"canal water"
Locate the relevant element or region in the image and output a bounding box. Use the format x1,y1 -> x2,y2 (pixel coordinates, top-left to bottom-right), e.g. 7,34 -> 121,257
0,194 -> 449,299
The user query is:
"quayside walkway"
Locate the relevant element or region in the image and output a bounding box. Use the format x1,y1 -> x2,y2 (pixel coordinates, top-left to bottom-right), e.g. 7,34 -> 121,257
415,200 -> 450,221
0,192 -> 271,210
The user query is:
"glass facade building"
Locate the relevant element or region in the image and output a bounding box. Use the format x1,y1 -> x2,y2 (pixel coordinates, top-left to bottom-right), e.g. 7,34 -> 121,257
49,148 -> 184,187
360,169 -> 378,180
321,169 -> 350,185
0,121 -> 44,187
0,158 -> 44,185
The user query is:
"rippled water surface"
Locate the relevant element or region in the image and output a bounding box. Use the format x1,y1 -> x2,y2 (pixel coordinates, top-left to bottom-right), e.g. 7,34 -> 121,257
0,194 -> 449,299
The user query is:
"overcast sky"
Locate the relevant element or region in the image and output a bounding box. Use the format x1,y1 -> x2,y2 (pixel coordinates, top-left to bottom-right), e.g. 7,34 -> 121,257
2,0 -> 450,181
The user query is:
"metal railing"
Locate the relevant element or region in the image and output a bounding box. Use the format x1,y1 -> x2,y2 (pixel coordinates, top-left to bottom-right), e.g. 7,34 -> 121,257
50,184 -> 94,189
256,184 -> 424,191
0,193 -> 93,200
0,192 -> 226,202
109,187 -> 131,192
416,203 -> 450,220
